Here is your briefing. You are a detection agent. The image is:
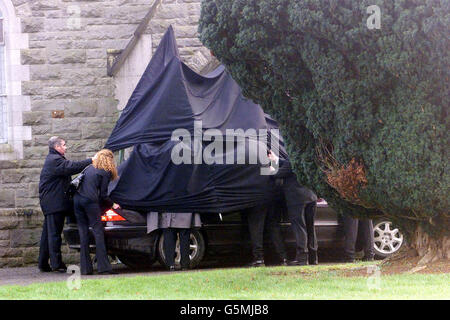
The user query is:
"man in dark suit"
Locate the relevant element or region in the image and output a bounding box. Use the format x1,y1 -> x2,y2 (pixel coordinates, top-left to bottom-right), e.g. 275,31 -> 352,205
269,151 -> 318,266
38,136 -> 92,272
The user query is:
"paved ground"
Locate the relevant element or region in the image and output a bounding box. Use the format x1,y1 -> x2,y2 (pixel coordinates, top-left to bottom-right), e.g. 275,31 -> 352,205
0,262 -> 205,286
0,257 -> 279,286
0,260 -> 347,287
0,253 -> 348,287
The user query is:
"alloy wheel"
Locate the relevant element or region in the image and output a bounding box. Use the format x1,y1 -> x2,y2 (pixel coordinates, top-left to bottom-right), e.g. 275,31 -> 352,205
373,221 -> 404,256
174,233 -> 199,264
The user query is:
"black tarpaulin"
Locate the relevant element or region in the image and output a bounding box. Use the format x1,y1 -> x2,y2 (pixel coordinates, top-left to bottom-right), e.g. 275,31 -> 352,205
105,26 -> 288,213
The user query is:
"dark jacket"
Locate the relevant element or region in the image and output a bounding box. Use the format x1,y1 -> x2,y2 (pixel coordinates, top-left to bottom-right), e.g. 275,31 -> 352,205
273,158 -> 296,179
76,165 -> 114,210
282,175 -> 318,206
274,159 -> 318,206
39,148 -> 92,215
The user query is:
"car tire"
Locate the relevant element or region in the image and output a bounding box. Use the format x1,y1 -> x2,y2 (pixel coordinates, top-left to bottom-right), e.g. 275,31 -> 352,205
117,254 -> 156,269
157,230 -> 206,269
373,220 -> 404,258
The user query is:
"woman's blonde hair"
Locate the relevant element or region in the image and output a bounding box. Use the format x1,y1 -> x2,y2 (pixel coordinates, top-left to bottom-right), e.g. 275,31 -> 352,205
93,149 -> 119,180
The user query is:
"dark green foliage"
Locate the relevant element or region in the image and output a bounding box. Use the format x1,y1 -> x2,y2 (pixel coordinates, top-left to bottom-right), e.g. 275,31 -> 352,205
199,0 -> 449,236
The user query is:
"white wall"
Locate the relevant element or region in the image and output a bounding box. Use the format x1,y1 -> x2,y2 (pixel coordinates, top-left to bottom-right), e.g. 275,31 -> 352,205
113,34 -> 153,111
0,0 -> 31,160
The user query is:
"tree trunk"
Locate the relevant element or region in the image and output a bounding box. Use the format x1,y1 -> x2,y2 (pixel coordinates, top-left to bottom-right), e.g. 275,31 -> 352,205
410,225 -> 450,266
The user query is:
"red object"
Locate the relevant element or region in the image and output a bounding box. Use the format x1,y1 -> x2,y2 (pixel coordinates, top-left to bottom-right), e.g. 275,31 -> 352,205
101,209 -> 126,222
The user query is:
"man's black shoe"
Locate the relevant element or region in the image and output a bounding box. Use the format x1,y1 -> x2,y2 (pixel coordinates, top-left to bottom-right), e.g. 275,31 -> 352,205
98,270 -> 118,275
81,271 -> 93,276
309,253 -> 319,265
181,264 -> 190,271
287,260 -> 308,266
342,257 -> 356,263
52,264 -> 67,273
39,265 -> 52,272
362,256 -> 375,262
247,260 -> 265,267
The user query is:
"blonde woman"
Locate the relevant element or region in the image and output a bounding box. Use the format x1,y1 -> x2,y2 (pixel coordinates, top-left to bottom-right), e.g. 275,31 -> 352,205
73,149 -> 119,275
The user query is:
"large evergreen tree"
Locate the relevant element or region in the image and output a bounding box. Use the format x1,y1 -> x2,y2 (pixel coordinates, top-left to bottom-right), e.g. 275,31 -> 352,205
199,0 -> 449,263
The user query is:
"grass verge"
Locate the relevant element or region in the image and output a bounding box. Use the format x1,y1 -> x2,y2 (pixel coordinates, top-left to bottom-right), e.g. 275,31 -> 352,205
0,262 -> 448,300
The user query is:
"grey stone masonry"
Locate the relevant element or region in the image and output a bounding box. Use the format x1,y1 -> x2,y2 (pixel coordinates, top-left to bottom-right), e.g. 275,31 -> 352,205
144,0 -> 208,72
0,0 -> 211,268
0,209 -> 77,267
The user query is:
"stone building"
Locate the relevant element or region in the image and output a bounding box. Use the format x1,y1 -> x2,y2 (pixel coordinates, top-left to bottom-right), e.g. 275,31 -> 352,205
0,0 -> 214,268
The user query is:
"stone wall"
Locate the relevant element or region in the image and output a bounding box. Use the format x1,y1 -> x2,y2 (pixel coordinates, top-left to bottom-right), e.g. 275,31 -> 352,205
0,0 -> 211,268
144,0 -> 209,72
0,208 -> 79,267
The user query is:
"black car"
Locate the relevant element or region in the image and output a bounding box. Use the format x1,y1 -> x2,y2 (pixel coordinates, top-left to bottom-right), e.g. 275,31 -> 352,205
63,199 -> 404,269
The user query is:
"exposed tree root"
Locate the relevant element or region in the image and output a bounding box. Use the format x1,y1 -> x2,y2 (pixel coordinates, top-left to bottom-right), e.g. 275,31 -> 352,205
382,226 -> 450,267
381,245 -> 417,265
412,228 -> 450,266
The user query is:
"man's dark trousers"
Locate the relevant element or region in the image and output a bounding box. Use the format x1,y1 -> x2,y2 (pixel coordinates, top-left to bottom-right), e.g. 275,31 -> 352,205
163,228 -> 191,268
265,204 -> 287,261
246,205 -> 268,261
286,202 -> 318,262
343,216 -> 375,260
38,212 -> 66,270
305,202 -> 318,259
277,173 -> 318,262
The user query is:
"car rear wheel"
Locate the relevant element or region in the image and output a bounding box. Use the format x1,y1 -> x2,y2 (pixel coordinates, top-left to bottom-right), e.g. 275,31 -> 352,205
373,220 -> 404,258
117,254 -> 156,269
157,230 -> 205,269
